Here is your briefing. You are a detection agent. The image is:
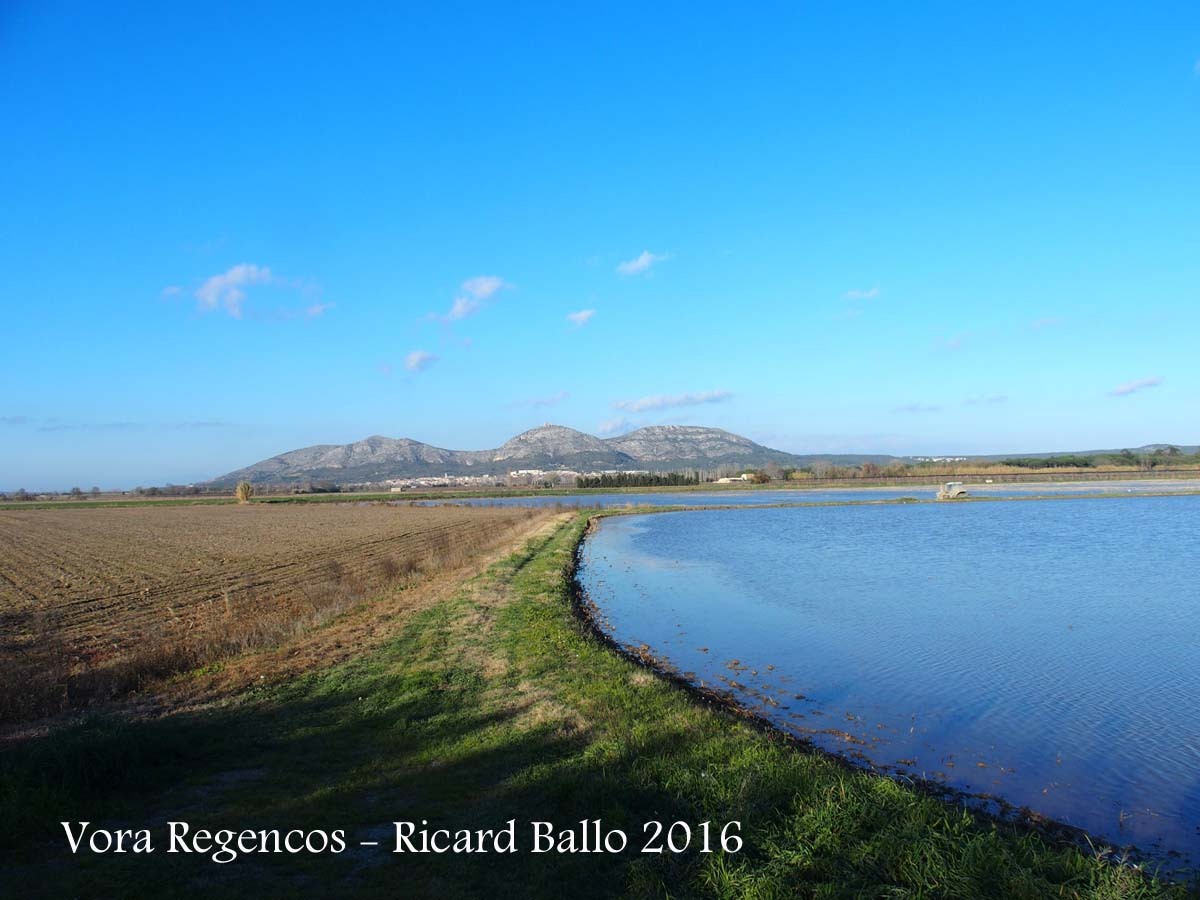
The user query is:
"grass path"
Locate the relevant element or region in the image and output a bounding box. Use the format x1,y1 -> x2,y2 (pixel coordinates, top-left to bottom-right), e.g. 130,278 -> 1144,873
1,514 -> 1192,898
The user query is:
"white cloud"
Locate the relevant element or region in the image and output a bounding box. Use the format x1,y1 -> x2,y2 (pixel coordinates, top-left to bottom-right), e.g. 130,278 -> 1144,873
616,250 -> 667,276
305,303 -> 334,318
1109,376 -> 1163,397
566,309 -> 594,327
598,417 -> 633,435
461,275 -> 506,300
844,287 -> 880,300
195,264 -> 273,318
432,275 -> 509,323
893,403 -> 942,414
613,389 -> 733,413
160,285 -> 182,299
445,296 -> 481,321
405,350 -> 439,373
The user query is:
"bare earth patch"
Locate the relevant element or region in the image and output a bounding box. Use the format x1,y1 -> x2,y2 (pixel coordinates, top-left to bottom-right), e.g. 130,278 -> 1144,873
0,503 -> 554,724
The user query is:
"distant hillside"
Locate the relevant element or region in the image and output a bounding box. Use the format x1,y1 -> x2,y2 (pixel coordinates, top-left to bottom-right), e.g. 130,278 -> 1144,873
976,444 -> 1200,461
208,424 -> 899,486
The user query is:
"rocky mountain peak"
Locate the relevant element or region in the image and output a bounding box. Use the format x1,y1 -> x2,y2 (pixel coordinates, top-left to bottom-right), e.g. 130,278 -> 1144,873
493,424 -> 611,460
604,425 -> 761,460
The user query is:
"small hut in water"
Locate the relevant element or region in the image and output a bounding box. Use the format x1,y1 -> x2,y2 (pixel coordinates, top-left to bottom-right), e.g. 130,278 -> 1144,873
936,481 -> 968,500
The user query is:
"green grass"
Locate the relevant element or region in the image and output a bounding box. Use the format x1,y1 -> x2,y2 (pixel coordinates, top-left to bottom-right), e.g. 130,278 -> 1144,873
0,514 -> 1194,898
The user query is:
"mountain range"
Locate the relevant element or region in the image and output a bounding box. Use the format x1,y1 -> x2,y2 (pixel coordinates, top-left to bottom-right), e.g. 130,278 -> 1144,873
209,424 -> 894,486
208,425 -> 1198,487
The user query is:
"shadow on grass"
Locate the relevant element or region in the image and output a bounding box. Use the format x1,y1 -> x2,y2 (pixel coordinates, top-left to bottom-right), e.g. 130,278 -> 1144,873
0,654 -> 696,898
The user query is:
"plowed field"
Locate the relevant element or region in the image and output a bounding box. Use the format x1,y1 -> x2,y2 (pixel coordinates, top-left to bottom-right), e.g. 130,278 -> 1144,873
0,502 -> 544,719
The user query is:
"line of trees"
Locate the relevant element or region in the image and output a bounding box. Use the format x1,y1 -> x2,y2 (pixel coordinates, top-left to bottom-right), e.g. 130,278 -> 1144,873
1000,455 -> 1099,469
1,486 -> 101,501
575,471 -> 702,489
1002,447 -> 1196,470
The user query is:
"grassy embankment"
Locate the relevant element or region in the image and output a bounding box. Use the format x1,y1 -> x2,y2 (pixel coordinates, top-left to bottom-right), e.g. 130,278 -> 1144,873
1,512 -> 1194,898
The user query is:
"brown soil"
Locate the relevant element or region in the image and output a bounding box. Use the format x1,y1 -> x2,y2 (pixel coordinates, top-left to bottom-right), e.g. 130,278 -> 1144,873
0,503 -> 552,722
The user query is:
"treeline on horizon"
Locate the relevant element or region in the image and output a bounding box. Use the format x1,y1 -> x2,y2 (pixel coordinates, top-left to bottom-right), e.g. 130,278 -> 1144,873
574,472 -> 703,489
1000,446 -> 1196,469
4,447 -> 1199,500
0,481 -> 340,502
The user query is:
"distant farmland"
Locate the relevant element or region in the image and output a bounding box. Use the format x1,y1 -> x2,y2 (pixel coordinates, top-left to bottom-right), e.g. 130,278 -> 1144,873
0,503 -> 546,722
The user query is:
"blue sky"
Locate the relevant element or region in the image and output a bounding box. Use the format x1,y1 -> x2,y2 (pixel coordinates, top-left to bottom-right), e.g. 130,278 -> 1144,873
2,2 -> 1199,489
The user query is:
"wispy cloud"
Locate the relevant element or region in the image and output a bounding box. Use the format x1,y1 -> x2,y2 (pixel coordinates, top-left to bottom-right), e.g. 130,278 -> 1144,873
616,250 -> 667,277
445,296 -> 481,321
566,309 -> 594,328
34,420 -> 234,433
163,421 -> 235,430
3,415 -> 234,432
461,275 -> 506,300
1109,376 -> 1163,397
965,394 -> 1008,406
598,417 -> 633,436
532,391 -> 569,408
1031,316 -> 1062,330
613,389 -> 733,413
844,287 -> 880,300
160,285 -> 182,299
432,275 -> 510,322
195,263 -> 273,318
893,403 -> 942,414
405,350 -> 439,373
377,362 -> 394,377
511,390 -> 570,409
936,333 -> 966,351
37,422 -> 137,432
305,302 -> 334,318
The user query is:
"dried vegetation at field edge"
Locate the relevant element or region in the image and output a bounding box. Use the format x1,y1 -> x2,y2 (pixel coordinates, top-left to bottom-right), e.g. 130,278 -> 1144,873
0,503 -> 547,723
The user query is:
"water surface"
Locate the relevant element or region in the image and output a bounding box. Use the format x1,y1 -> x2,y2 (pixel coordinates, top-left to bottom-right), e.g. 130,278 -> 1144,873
415,480 -> 1199,508
576,495 -> 1200,866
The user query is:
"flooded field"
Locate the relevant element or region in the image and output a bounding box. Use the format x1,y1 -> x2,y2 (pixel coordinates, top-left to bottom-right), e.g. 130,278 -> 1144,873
420,479 -> 1200,508
576,494 -> 1200,867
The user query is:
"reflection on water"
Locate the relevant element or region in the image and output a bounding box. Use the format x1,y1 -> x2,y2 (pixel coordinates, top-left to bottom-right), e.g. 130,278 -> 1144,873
576,495 -> 1200,867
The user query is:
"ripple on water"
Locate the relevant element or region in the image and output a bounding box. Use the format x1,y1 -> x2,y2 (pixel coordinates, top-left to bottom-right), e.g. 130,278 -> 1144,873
577,496 -> 1200,868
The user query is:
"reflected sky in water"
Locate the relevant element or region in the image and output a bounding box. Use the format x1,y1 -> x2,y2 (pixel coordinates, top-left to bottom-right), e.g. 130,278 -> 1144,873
577,495 -> 1200,868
